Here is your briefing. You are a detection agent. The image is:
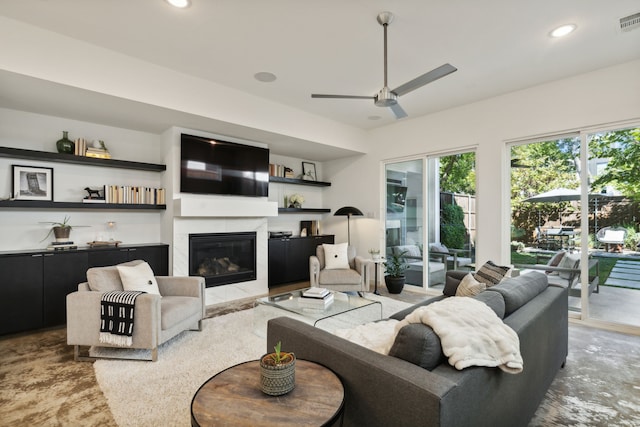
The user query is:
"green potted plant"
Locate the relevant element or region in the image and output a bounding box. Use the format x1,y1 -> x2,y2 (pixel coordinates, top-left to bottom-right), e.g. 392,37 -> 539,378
40,215 -> 87,242
384,250 -> 408,294
260,341 -> 296,396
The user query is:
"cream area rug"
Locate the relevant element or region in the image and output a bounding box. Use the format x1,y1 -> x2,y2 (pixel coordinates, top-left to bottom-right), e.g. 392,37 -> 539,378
93,294 -> 412,427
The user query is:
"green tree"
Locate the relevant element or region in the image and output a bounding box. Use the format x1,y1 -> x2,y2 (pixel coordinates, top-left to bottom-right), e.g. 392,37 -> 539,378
589,128 -> 640,200
440,153 -> 475,195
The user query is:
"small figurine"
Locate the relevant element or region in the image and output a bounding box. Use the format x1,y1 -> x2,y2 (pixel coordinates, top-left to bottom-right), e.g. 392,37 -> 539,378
84,187 -> 102,199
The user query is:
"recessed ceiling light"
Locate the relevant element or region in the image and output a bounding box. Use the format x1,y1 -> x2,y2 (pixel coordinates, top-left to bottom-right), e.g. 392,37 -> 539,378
254,72 -> 277,83
165,0 -> 191,9
368,115 -> 382,121
550,24 -> 576,38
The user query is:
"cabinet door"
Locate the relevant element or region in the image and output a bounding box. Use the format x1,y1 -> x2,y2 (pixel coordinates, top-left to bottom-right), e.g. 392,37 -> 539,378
43,251 -> 88,327
268,239 -> 288,287
88,248 -> 129,268
0,254 -> 43,335
287,238 -> 312,283
128,245 -> 168,276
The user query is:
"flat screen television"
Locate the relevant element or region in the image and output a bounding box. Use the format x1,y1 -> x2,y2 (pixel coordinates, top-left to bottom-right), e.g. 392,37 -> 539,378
180,133 -> 269,197
387,183 -> 408,213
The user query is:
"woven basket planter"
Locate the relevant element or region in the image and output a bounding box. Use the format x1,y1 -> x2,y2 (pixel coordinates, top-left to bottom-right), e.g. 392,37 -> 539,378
259,352 -> 296,396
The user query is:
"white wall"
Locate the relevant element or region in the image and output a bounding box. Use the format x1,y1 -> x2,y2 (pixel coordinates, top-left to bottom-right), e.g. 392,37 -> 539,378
0,108 -> 163,250
324,60 -> 640,266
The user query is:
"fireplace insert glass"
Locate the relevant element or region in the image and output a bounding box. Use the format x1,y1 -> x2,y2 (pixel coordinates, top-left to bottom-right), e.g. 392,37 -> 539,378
189,232 -> 257,287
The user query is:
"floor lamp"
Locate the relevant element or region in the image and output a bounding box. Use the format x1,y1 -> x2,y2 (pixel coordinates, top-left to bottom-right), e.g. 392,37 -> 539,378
334,206 -> 364,246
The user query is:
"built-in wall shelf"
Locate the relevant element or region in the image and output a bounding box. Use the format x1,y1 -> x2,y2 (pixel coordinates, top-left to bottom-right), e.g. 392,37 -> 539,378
278,208 -> 331,214
0,200 -> 166,210
0,146 -> 166,172
269,176 -> 331,187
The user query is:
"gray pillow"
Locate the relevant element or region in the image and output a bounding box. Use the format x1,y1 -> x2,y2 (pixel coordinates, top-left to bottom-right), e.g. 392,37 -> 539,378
473,290 -> 506,319
86,259 -> 144,292
485,272 -> 548,316
388,323 -> 445,370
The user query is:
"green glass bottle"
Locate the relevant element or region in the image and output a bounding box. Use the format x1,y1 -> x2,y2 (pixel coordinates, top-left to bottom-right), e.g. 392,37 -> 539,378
56,131 -> 75,154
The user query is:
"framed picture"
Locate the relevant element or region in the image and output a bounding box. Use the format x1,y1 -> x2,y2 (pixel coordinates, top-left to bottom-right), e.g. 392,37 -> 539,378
12,165 -> 54,201
302,162 -> 317,181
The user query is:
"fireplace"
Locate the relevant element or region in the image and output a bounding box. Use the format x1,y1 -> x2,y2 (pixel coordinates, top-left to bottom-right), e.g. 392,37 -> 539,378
189,232 -> 257,287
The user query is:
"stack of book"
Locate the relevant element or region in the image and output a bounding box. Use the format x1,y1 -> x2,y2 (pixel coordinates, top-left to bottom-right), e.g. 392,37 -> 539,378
299,287 -> 334,308
85,145 -> 111,159
47,241 -> 78,251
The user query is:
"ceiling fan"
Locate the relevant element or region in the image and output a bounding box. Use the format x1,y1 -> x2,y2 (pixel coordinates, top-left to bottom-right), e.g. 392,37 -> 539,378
311,11 -> 457,119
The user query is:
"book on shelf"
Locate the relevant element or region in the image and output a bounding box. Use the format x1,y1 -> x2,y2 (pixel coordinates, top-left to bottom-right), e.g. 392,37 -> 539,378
47,242 -> 77,250
50,241 -> 74,246
85,151 -> 112,159
103,185 -> 165,205
299,292 -> 334,308
302,287 -> 330,298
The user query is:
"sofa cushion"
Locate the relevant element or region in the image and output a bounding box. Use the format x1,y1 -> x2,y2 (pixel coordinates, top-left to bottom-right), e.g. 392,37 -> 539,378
318,268 -> 361,285
86,259 -> 144,292
389,295 -> 446,321
455,273 -> 486,296
393,245 -> 421,258
484,272 -> 548,316
160,296 -> 201,330
474,260 -> 511,286
388,323 -> 445,371
117,261 -> 161,296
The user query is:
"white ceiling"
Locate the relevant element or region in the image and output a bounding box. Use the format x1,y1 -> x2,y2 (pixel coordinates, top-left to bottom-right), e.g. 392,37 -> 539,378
1,0 -> 639,135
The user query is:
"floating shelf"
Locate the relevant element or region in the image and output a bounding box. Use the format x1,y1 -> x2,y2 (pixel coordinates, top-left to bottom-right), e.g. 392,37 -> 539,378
0,200 -> 166,210
0,146 -> 166,172
269,176 -> 331,187
278,208 -> 331,213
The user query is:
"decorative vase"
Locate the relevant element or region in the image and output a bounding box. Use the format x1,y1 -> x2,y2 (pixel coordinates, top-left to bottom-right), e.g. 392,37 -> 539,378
56,131 -> 75,154
384,275 -> 405,294
260,352 -> 296,396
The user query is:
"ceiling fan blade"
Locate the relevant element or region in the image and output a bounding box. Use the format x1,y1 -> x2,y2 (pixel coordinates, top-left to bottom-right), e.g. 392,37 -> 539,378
311,94 -> 375,100
391,63 -> 457,97
389,103 -> 407,119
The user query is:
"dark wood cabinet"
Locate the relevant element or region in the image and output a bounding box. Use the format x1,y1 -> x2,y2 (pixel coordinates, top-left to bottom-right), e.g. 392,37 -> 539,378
43,251 -> 89,327
268,235 -> 334,287
0,243 -> 169,335
0,254 -> 44,335
87,245 -> 168,275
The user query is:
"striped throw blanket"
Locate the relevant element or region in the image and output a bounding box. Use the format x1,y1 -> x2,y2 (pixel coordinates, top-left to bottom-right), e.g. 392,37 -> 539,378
100,290 -> 145,347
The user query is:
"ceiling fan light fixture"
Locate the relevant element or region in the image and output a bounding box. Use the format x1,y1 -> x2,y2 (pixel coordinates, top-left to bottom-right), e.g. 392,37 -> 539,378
165,0 -> 191,8
550,24 -> 576,38
254,72 -> 277,83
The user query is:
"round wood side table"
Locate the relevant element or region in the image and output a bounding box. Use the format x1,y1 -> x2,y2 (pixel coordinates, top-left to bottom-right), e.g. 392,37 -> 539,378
191,359 -> 344,427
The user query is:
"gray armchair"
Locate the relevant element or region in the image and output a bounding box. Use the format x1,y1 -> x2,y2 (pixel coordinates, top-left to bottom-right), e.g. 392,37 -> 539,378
66,260 -> 205,362
309,245 -> 370,293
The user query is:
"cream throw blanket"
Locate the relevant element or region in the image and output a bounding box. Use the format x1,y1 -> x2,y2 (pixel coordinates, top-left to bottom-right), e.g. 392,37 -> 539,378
395,297 -> 523,374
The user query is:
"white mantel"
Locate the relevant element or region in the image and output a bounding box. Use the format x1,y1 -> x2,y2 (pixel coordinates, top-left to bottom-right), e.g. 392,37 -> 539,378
174,193 -> 278,217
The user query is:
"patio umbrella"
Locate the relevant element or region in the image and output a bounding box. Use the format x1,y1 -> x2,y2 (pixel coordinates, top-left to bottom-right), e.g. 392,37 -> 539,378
524,187 -> 611,229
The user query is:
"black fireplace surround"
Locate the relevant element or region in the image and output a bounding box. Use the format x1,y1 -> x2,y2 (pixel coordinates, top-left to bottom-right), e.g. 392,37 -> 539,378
189,232 -> 256,287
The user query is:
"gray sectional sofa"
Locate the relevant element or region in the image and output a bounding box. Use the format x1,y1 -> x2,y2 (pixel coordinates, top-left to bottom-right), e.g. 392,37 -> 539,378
267,271 -> 568,427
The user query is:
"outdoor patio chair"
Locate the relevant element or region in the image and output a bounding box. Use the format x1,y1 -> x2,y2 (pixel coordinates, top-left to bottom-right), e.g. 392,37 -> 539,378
596,226 -> 627,252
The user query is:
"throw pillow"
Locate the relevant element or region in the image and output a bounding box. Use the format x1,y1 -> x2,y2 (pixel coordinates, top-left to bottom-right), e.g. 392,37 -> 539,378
557,252 -> 580,279
429,243 -> 449,253
323,243 -> 350,270
456,273 -> 486,297
546,251 -> 566,274
389,323 -> 445,371
474,260 -> 510,287
117,261 -> 161,296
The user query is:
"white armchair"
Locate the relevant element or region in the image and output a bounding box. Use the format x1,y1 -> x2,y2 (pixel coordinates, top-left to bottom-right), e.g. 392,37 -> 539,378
309,244 -> 370,293
66,260 -> 205,362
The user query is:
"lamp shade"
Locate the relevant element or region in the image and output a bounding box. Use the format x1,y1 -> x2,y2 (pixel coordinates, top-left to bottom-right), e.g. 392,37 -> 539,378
334,206 -> 364,217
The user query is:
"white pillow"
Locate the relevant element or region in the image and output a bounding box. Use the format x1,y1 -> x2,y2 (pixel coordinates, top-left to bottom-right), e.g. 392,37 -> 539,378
116,261 -> 161,296
557,253 -> 580,279
323,243 -> 350,269
456,273 -> 486,297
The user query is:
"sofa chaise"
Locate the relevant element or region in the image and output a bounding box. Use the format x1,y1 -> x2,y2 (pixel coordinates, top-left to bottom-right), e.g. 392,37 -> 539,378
267,271 -> 568,427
